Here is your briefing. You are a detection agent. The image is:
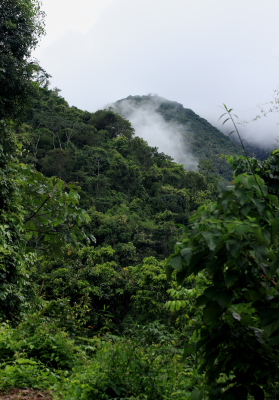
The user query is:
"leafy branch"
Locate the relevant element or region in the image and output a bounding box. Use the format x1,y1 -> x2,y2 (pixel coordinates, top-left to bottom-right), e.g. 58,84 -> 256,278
219,104 -> 265,197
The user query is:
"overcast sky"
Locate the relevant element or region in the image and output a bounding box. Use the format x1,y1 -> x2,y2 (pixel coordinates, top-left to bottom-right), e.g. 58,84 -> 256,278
33,0 -> 279,145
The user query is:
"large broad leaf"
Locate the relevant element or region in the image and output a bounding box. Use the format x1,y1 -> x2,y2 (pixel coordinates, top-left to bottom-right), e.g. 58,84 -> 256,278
234,188 -> 249,205
264,318 -> 279,338
234,223 -> 252,236
271,219 -> 279,246
201,231 -> 220,251
181,247 -> 192,262
267,194 -> 279,207
170,255 -> 183,271
240,203 -> 252,217
226,239 -> 241,259
224,270 -> 239,288
217,291 -> 232,309
166,263 -> 174,280
176,267 -> 193,285
267,333 -> 279,346
203,301 -> 222,325
265,256 -> 279,277
251,198 -> 266,213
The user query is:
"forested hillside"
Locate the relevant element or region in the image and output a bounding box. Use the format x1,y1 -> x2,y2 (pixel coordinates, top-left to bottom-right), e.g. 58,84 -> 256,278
19,87 -> 221,265
2,1 -> 279,399
113,95 -> 245,183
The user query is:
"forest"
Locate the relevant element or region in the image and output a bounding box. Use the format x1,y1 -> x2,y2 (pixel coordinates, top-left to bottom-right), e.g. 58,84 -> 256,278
1,1 -> 279,399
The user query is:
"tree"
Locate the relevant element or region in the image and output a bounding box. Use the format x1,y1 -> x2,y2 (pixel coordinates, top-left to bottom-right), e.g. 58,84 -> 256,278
89,110 -> 135,139
168,156 -> 279,399
0,0 -> 46,320
0,0 -> 45,120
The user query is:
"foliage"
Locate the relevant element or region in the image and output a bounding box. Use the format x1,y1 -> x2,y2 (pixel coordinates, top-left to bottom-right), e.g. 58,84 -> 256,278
19,164 -> 92,255
0,318 -> 77,391
0,121 -> 27,320
29,250 -> 174,334
228,149 -> 279,196
0,0 -> 45,119
0,316 -> 205,398
113,95 -> 246,184
4,4 -> 279,397
19,87 -> 220,264
0,0 -> 46,320
56,335 -> 203,400
0,0 -> 91,322
168,167 -> 279,399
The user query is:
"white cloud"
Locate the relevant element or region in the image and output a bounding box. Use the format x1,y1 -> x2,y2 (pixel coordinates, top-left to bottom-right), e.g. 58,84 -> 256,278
112,97 -> 199,170
34,0 -> 115,56
34,0 -> 279,145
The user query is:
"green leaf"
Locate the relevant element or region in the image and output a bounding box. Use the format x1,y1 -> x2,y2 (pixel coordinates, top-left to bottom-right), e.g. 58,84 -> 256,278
222,118 -> 230,126
264,318 -> 279,338
170,255 -> 183,271
227,239 -> 241,259
183,343 -> 196,359
201,231 -> 219,251
267,334 -> 279,345
234,224 -> 251,235
268,257 -> 279,277
217,291 -> 232,309
224,270 -> 238,288
181,247 -> 192,262
203,301 -> 222,325
271,219 -> 279,246
191,389 -> 203,400
267,194 -> 279,207
166,263 -> 173,280
218,112 -> 227,120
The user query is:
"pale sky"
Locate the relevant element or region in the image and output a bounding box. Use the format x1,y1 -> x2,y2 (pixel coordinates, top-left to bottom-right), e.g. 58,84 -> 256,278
33,0 -> 279,145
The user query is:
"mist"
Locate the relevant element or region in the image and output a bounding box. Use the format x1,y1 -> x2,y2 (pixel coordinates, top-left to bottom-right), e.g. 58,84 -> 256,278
111,97 -> 199,171
213,103 -> 279,152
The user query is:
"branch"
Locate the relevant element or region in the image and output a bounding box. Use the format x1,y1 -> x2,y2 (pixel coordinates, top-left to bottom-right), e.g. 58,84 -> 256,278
24,195 -> 50,224
25,229 -> 59,235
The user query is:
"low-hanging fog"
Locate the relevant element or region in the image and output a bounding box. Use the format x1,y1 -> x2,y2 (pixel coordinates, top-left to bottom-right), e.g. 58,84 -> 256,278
112,97 -> 199,170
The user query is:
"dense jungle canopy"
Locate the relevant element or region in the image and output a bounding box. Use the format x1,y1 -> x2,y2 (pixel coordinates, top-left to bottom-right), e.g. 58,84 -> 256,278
1,1 -> 279,400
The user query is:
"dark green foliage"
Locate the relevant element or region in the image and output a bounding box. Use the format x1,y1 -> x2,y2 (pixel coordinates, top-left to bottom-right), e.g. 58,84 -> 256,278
29,247 -> 173,333
20,166 -> 92,255
4,5 -> 279,396
0,121 -> 27,320
0,0 -> 45,119
89,109 -> 135,139
228,149 -> 279,196
0,0 -> 46,320
20,88 -> 220,263
168,155 -> 279,399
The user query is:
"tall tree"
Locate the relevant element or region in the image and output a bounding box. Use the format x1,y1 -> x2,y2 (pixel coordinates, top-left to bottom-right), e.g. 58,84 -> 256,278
0,0 -> 45,319
0,0 -> 45,119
